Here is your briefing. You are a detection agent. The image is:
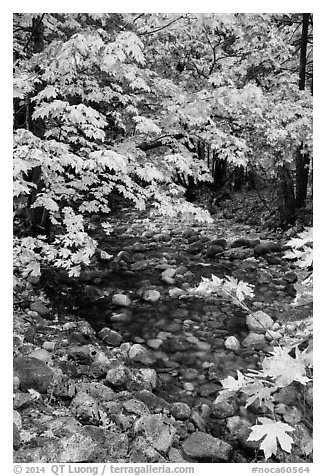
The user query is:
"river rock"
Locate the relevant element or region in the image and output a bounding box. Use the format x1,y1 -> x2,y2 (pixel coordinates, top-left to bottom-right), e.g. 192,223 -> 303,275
182,431 -> 232,461
254,241 -> 282,256
190,410 -> 206,431
123,399 -> 150,417
134,415 -> 176,453
265,329 -> 282,342
198,382 -> 220,397
226,415 -> 258,450
175,265 -> 188,275
242,331 -> 267,349
161,276 -> 175,285
171,402 -> 191,420
206,245 -> 224,258
13,391 -> 36,409
231,238 -> 256,248
274,386 -> 298,405
77,381 -> 115,403
98,328 -> 123,346
211,399 -> 237,418
161,268 -> 176,278
70,391 -> 100,425
246,311 -> 274,333
112,294 -> 131,307
42,341 -> 56,352
105,365 -> 129,388
168,447 -> 190,463
129,436 -> 166,463
147,338 -> 163,349
13,356 -> 54,393
142,289 -> 161,302
28,348 -> 52,364
284,271 -> 298,283
188,234 -> 201,244
30,300 -> 51,317
210,238 -> 228,249
128,344 -> 150,363
134,390 -> 171,413
224,336 -> 240,351
169,287 -> 184,298
188,240 -> 204,254
128,368 -> 158,391
110,309 -> 132,324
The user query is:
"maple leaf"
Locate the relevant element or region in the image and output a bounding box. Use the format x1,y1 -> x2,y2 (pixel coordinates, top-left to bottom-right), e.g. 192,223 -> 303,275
25,261 -> 41,277
68,265 -> 81,277
286,228 -> 313,249
224,275 -> 255,301
261,347 -> 310,387
220,370 -> 248,391
247,417 -> 295,459
241,381 -> 276,411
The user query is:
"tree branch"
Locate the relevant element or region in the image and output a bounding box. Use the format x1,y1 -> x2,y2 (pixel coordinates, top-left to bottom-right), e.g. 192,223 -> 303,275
139,16 -> 183,36
23,14 -> 45,52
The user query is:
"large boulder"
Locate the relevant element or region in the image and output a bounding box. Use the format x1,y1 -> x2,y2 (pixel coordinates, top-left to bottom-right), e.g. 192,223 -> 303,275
13,357 -> 54,393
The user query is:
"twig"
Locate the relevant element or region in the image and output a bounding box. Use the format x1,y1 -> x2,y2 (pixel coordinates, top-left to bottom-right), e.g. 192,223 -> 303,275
139,16 -> 184,36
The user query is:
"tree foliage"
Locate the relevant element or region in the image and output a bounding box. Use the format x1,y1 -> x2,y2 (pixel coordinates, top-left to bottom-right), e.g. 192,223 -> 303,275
13,13 -> 313,277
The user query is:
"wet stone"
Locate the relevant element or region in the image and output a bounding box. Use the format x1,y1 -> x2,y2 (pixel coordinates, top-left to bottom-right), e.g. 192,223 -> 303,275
171,402 -> 191,420
13,356 -> 54,393
198,383 -> 221,397
30,300 -> 51,317
98,328 -> 123,347
182,431 -> 232,461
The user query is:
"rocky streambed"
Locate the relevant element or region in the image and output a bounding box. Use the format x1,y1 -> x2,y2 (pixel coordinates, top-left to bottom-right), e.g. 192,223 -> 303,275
13,208 -> 312,463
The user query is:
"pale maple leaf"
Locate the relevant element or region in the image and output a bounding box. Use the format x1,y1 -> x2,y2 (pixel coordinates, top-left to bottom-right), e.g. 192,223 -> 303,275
247,417 -> 295,459
261,347 -> 310,387
242,382 -> 276,411
220,370 -> 248,391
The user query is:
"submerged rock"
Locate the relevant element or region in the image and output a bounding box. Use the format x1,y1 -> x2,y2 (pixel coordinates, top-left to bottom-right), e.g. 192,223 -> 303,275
112,294 -> 131,307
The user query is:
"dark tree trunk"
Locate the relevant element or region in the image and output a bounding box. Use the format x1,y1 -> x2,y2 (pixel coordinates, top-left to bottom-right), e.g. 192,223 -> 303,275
295,13 -> 311,208
278,165 -> 296,227
197,140 -> 206,161
233,165 -> 245,191
25,15 -> 51,237
213,152 -> 228,188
